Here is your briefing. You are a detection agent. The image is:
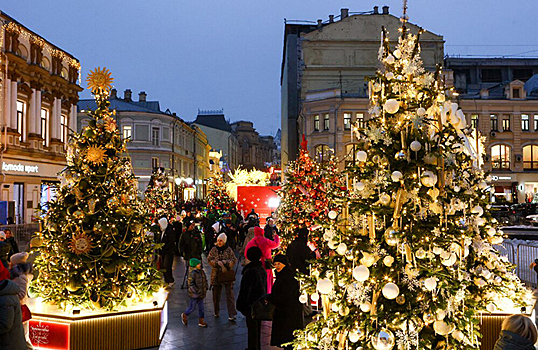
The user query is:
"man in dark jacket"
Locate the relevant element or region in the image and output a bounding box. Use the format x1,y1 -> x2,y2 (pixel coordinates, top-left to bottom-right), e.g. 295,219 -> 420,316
172,216 -> 182,256
0,279 -> 27,350
0,232 -> 11,268
237,247 -> 267,350
179,220 -> 203,262
266,254 -> 304,349
158,217 -> 176,286
264,218 -> 278,241
4,229 -> 18,260
286,227 -> 316,275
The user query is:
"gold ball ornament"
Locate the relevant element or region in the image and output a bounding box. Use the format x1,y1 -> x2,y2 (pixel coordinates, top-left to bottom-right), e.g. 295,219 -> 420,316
383,99 -> 400,114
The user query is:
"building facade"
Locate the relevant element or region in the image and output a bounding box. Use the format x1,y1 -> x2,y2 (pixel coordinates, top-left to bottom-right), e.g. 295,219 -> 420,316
445,57 -> 538,203
78,89 -> 210,199
192,110 -> 240,172
0,12 -> 82,224
281,6 -> 444,170
231,121 -> 277,170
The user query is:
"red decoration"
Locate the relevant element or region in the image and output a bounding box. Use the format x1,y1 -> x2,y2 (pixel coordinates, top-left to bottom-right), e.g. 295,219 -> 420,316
236,186 -> 281,226
29,320 -> 70,350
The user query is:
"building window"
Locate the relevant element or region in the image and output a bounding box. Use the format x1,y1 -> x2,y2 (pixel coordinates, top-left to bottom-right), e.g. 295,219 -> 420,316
502,117 -> 511,132
60,115 -> 68,144
522,114 -> 529,131
482,68 -> 502,83
534,115 -> 538,131
491,144 -> 511,170
16,100 -> 25,140
512,88 -> 521,99
471,114 -> 478,129
490,114 -> 498,132
151,157 -> 159,170
323,113 -> 330,131
314,144 -> 330,163
313,115 -> 320,132
152,127 -> 160,146
123,125 -> 132,140
345,144 -> 360,168
41,108 -> 49,146
356,113 -> 365,129
344,112 -> 351,130
523,145 -> 538,170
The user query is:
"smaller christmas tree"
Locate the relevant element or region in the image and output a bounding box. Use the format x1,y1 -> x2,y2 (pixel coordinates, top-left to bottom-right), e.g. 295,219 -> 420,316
277,136 -> 346,248
206,174 -> 235,212
145,167 -> 176,222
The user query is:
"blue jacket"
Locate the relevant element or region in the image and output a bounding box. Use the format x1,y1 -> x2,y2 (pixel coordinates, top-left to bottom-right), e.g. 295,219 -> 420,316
0,279 -> 27,350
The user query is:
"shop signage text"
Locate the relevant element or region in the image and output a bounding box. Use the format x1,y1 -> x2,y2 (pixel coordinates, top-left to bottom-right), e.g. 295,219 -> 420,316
2,162 -> 39,174
490,175 -> 512,181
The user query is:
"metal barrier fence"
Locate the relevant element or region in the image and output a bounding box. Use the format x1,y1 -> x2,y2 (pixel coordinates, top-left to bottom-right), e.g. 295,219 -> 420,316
517,244 -> 538,289
0,223 -> 39,250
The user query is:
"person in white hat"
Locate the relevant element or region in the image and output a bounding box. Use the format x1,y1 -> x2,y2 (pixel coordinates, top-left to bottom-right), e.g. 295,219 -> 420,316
9,252 -> 33,349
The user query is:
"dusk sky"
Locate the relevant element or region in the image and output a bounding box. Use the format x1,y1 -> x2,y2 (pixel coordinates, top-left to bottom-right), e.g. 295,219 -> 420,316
3,0 -> 537,135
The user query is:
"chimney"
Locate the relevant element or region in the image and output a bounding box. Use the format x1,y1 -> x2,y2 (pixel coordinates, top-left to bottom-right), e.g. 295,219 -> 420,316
329,15 -> 334,23
373,6 -> 379,14
382,6 -> 389,15
341,8 -> 349,19
139,91 -> 147,102
124,89 -> 132,102
110,88 -> 117,99
317,19 -> 323,26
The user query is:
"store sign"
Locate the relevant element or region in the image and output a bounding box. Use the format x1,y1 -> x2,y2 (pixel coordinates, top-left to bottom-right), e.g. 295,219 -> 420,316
29,320 -> 70,350
2,161 -> 39,173
490,175 -> 512,181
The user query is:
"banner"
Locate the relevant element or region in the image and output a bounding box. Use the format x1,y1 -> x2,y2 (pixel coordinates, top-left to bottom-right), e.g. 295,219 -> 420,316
29,320 -> 70,350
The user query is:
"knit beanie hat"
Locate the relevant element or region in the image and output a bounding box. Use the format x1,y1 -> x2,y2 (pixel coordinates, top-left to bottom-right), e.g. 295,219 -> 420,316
158,217 -> 168,231
273,254 -> 288,265
10,252 -> 29,265
246,247 -> 262,262
190,258 -> 201,267
217,233 -> 227,243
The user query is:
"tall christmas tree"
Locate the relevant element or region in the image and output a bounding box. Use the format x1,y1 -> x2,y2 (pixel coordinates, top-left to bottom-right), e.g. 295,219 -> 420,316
145,167 -> 176,222
292,12 -> 531,350
32,68 -> 162,311
206,174 -> 234,212
277,137 -> 346,248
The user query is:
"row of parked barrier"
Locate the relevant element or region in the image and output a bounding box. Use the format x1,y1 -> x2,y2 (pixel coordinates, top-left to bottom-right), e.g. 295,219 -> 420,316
0,223 -> 39,250
495,241 -> 538,289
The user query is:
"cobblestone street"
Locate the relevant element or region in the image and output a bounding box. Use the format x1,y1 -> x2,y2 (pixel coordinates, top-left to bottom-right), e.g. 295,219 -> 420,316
143,254 -> 280,350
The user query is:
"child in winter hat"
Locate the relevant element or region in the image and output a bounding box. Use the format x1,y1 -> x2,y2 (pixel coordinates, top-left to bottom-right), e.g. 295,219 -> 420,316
182,257 -> 208,327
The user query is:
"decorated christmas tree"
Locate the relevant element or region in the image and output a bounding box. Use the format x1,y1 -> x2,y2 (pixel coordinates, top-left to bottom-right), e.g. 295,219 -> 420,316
277,137 -> 346,248
206,174 -> 234,212
145,167 -> 176,221
292,12 -> 531,350
31,68 -> 162,311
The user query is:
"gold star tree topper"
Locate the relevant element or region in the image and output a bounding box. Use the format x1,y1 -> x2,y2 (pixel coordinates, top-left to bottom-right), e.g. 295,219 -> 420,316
86,67 -> 114,94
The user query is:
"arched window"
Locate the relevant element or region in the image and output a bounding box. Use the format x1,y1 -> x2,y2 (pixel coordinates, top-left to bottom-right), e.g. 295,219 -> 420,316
491,144 -> 511,170
523,145 -> 538,170
314,144 -> 330,163
344,144 -> 360,168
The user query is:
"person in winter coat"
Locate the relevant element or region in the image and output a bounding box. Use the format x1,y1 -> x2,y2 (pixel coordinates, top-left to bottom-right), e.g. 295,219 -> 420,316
9,252 -> 33,349
172,215 -> 182,256
181,258 -> 208,327
0,231 -> 11,268
264,218 -> 278,241
0,261 -> 9,281
266,254 -> 303,349
0,278 -> 27,350
239,227 -> 256,265
237,247 -> 267,350
207,233 -> 238,321
179,220 -> 203,262
5,229 -> 19,259
493,314 -> 537,350
245,227 -> 280,293
158,217 -> 176,287
286,228 -> 316,275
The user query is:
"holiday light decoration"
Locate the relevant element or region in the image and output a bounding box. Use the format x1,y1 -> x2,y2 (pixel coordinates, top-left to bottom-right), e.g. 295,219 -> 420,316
145,168 -> 176,222
206,174 -> 235,212
226,167 -> 270,200
291,8 -> 532,350
277,137 -> 346,248
31,68 -> 162,311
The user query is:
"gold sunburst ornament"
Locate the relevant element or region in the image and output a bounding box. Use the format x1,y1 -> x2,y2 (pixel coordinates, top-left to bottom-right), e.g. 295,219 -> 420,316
69,232 -> 94,255
104,117 -> 117,132
86,67 -> 114,94
86,145 -> 107,165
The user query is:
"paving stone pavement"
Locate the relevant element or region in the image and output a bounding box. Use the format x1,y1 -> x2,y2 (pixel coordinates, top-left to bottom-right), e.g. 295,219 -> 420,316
141,253 -> 281,350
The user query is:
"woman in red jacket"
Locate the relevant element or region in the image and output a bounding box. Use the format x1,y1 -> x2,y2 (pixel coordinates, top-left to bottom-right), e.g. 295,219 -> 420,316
244,226 -> 280,293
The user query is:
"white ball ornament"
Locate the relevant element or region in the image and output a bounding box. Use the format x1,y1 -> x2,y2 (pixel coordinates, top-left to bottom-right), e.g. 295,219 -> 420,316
417,107 -> 426,116
373,82 -> 382,92
382,283 -> 400,300
360,302 -> 371,313
356,151 -> 368,162
486,303 -> 496,312
379,193 -> 391,206
384,99 -> 400,114
331,303 -> 340,312
328,238 -> 338,250
471,205 -> 484,217
487,227 -> 497,237
391,171 -> 403,182
441,253 -> 457,267
311,292 -> 320,301
354,181 -> 365,191
353,265 -> 370,282
383,255 -> 395,267
433,320 -> 454,336
452,329 -> 465,342
393,49 -> 402,59
385,54 -> 395,64
424,277 -> 437,291
349,329 -> 365,343
410,140 -> 422,152
336,243 -> 347,255
415,249 -> 427,259
386,72 -> 394,80
454,185 -> 461,192
317,278 -> 334,294
371,328 -> 396,350
328,210 -> 338,220
299,294 -> 308,304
